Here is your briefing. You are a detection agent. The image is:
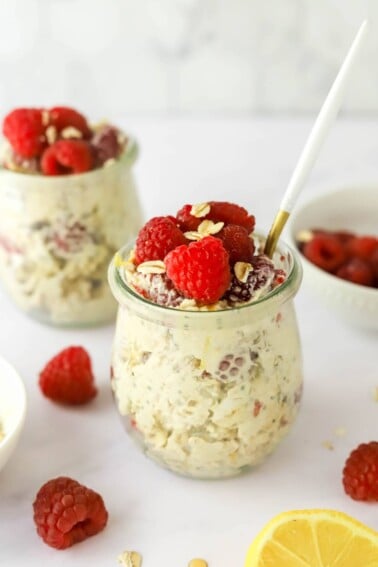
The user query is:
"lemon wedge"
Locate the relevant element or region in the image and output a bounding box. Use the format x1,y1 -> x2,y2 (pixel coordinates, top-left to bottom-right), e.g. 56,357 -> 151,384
245,509 -> 378,567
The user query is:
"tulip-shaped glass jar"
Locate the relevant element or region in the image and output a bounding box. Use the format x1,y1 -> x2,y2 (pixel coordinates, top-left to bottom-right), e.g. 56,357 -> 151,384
108,239 -> 303,479
0,139 -> 143,326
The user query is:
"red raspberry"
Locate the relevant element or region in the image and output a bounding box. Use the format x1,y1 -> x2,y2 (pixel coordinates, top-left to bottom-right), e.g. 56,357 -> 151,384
218,224 -> 255,265
41,140 -> 93,175
336,258 -> 374,287
302,234 -> 346,272
370,248 -> 378,281
346,235 -> 378,261
176,201 -> 255,233
176,204 -> 201,232
135,216 -> 187,264
208,201 -> 255,233
33,477 -> 108,549
165,236 -> 231,304
3,108 -> 46,158
334,230 -> 354,243
342,442 -> 378,501
91,125 -> 122,166
49,106 -> 92,138
39,346 -> 97,405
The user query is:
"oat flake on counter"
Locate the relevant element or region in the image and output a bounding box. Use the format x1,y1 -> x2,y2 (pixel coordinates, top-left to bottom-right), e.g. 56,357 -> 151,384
322,440 -> 334,451
373,386 -> 378,402
334,427 -> 347,438
117,551 -> 142,567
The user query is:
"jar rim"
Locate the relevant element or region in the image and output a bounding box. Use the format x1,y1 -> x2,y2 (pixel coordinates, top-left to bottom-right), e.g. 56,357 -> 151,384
108,236 -> 303,325
0,133 -> 138,183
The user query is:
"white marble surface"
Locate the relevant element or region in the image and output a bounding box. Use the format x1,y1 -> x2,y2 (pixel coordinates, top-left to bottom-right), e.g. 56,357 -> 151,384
0,117 -> 377,566
0,0 -> 378,114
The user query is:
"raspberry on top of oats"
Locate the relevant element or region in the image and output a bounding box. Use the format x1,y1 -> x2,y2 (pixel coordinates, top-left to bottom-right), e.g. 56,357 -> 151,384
1,106 -> 127,175
123,201 -> 286,307
41,139 -> 93,175
165,235 -> 231,304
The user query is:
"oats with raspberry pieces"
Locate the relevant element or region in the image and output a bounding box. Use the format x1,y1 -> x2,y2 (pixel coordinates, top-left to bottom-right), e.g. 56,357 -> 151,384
1,106 -> 127,175
120,200 -> 287,308
33,477 -> 108,549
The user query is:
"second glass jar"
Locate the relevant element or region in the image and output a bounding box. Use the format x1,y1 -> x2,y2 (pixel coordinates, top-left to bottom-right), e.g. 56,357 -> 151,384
0,139 -> 143,326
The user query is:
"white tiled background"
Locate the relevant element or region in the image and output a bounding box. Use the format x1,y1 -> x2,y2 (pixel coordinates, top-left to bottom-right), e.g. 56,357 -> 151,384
0,0 -> 376,116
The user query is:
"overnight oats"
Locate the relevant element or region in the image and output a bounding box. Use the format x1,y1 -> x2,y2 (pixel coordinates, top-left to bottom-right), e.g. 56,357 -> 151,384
109,201 -> 303,479
0,106 -> 143,326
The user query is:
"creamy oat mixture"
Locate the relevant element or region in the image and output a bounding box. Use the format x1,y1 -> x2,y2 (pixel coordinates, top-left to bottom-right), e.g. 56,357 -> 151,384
0,420 -> 5,442
112,298 -> 302,478
0,150 -> 142,325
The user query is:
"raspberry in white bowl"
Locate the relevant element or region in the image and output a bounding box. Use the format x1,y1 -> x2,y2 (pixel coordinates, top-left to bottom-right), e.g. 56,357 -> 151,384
109,201 -> 303,479
0,106 -> 143,327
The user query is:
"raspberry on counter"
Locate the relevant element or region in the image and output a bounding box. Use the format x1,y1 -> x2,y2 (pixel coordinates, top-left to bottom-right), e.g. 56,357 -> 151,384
342,441 -> 378,501
33,477 -> 108,549
39,346 -> 97,405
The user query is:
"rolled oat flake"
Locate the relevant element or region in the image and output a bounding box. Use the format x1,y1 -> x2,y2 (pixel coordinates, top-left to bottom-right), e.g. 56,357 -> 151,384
117,550 -> 142,567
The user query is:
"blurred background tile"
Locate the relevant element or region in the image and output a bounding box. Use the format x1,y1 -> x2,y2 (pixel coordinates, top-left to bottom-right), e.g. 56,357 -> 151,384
0,0 -> 375,114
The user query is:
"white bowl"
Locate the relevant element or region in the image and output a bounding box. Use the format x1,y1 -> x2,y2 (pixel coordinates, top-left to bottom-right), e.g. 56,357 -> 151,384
0,355 -> 27,472
287,185 -> 378,331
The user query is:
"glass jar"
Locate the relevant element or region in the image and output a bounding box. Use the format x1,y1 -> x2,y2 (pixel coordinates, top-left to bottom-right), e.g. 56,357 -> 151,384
0,139 -> 143,327
108,240 -> 303,479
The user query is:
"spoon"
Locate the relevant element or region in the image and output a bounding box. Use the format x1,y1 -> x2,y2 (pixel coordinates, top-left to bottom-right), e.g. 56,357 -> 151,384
264,19 -> 369,258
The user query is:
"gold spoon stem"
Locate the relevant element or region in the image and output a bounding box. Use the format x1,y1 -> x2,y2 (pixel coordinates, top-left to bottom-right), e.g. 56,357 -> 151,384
264,209 -> 290,258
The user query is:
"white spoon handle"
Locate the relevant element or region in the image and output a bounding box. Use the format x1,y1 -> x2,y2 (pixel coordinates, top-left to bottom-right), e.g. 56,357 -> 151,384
281,19 -> 368,213
264,20 -> 369,258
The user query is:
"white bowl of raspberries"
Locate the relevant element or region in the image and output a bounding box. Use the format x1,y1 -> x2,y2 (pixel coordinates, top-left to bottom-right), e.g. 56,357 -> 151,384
288,184 -> 378,331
